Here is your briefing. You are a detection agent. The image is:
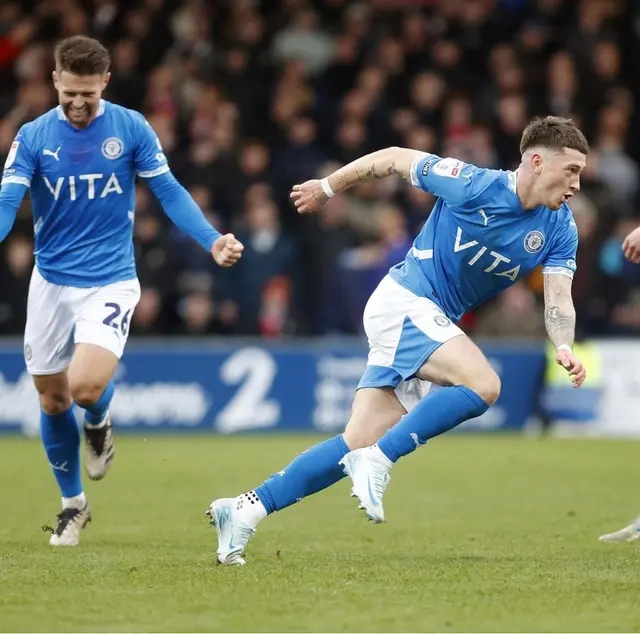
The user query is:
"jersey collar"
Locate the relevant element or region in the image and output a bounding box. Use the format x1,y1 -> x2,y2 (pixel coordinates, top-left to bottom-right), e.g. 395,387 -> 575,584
56,99 -> 106,121
507,169 -> 518,194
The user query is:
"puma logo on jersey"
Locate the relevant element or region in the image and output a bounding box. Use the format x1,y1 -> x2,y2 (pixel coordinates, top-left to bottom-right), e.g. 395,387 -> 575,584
43,147 -> 61,161
477,209 -> 495,226
454,226 -> 521,281
43,173 -> 123,201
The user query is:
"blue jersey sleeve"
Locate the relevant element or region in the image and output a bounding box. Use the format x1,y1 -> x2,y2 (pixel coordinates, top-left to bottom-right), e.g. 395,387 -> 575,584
0,182 -> 27,243
147,171 -> 221,252
410,153 -> 495,210
132,113 -> 171,179
542,216 -> 578,278
2,126 -> 36,188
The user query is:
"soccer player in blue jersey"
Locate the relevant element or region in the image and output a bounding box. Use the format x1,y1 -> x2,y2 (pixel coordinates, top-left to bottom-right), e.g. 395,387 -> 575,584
0,36 -> 243,546
206,116 -> 589,565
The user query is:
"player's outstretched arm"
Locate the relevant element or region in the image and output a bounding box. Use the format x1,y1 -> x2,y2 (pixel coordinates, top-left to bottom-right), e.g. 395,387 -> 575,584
133,112 -> 243,268
291,147 -> 424,214
146,172 -> 243,268
543,273 -> 585,388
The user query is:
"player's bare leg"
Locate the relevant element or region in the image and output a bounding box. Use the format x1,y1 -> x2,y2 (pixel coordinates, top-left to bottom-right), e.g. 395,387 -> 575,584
207,387 -> 406,565
68,343 -> 119,480
34,371 -> 92,545
342,334 -> 500,523
343,387 -> 407,448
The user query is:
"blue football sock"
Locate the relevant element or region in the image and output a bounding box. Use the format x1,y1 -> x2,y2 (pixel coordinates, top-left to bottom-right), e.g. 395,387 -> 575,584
40,407 -> 83,498
255,434 -> 350,513
377,385 -> 489,463
83,380 -> 115,425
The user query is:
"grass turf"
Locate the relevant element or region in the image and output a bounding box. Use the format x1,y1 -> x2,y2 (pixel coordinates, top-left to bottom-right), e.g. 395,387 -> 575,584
0,434 -> 638,632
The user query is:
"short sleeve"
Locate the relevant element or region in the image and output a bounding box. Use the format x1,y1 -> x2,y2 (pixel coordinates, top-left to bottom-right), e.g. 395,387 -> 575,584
542,217 -> 578,279
132,113 -> 170,179
409,153 -> 494,210
2,126 -> 36,187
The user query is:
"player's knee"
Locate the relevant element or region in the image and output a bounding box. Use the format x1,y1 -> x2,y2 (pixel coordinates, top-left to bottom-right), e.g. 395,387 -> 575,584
343,425 -> 379,450
70,381 -> 104,408
464,371 -> 501,406
39,392 -> 72,415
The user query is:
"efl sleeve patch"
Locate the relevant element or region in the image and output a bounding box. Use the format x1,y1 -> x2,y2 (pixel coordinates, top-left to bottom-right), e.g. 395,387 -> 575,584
432,158 -> 464,178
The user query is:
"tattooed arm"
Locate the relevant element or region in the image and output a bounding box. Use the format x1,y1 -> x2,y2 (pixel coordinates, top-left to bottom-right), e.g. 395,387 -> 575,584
325,147 -> 424,193
290,147 -> 425,214
543,273 -> 586,387
543,273 -> 576,349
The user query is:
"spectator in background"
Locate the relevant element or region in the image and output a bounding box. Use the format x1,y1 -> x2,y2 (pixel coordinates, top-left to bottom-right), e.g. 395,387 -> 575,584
230,198 -> 298,335
0,234 -> 32,334
272,8 -> 334,75
0,0 -> 638,339
475,282 -> 546,340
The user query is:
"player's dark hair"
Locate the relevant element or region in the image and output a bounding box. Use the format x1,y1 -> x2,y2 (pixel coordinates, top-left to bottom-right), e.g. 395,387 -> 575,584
54,36 -> 110,76
520,116 -> 589,155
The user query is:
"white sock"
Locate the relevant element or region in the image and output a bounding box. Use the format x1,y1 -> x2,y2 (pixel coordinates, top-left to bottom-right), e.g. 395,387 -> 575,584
84,413 -> 108,428
234,491 -> 267,527
62,491 -> 87,510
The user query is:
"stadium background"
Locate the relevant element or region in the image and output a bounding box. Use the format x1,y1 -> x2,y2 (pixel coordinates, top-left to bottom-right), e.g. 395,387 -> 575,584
0,0 -> 638,437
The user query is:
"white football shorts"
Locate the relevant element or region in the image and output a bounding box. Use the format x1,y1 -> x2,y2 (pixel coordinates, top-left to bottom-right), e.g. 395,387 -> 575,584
358,275 -> 464,412
24,267 -> 141,375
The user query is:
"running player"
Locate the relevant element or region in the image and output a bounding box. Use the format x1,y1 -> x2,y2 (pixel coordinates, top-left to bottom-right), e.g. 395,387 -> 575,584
0,36 -> 243,546
207,116 -> 587,565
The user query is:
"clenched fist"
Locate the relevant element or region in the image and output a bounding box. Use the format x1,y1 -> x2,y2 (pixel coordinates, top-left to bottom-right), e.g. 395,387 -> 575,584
211,233 -> 244,268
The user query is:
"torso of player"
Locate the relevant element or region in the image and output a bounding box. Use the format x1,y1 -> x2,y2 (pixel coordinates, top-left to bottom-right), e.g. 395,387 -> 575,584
25,102 -> 141,286
390,172 -> 575,320
439,199 -> 554,284
30,103 -> 136,224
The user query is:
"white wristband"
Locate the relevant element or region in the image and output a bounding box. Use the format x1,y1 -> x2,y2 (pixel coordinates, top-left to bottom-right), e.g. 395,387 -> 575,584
557,344 -> 572,353
320,177 -> 335,198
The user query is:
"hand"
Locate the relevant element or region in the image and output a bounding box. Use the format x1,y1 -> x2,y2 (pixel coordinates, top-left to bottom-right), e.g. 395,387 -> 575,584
622,227 -> 640,263
211,233 -> 244,268
290,179 -> 329,214
556,348 -> 586,388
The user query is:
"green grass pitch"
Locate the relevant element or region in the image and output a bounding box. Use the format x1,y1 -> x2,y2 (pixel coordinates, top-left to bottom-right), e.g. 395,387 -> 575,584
0,434 -> 638,632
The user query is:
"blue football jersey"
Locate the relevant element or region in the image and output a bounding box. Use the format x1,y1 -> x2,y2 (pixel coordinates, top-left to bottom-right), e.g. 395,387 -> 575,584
1,100 -> 169,287
388,153 -> 578,321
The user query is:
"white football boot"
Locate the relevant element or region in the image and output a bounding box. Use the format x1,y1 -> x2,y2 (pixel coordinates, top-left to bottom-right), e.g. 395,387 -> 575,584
206,498 -> 257,565
339,446 -> 392,524
48,504 -> 92,546
84,412 -> 115,481
599,516 -> 640,543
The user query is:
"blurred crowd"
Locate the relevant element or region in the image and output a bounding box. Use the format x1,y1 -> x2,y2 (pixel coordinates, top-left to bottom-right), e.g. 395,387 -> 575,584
1,0 -> 639,339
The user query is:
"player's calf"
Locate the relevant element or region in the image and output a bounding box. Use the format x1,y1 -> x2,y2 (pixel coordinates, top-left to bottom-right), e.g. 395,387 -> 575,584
69,346 -> 119,479
343,387 -> 407,449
